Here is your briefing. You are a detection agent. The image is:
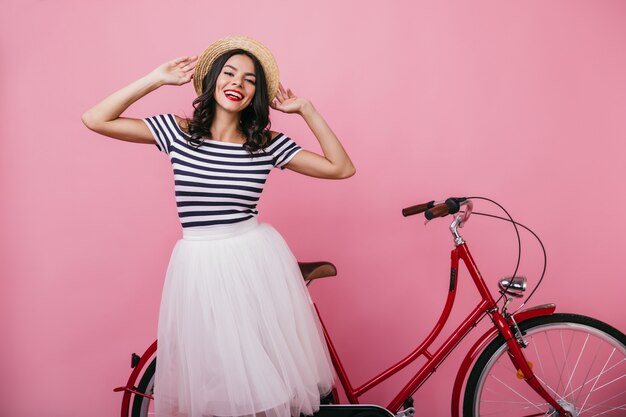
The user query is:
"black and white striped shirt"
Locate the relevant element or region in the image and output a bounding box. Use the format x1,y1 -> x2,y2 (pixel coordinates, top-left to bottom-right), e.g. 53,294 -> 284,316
143,114 -> 302,229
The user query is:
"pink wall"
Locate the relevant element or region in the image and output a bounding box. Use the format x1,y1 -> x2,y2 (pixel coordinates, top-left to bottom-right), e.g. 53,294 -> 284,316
2,1 -> 626,416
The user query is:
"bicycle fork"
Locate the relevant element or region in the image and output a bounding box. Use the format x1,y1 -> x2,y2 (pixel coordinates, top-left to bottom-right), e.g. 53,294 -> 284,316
491,311 -> 572,417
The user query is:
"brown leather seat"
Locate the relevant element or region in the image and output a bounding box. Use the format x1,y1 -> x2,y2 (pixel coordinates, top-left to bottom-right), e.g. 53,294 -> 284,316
298,261 -> 337,283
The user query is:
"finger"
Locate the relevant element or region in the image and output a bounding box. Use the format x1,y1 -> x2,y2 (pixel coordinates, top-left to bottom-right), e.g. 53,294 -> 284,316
286,88 -> 295,98
172,56 -> 190,65
275,88 -> 285,102
181,56 -> 197,65
174,56 -> 197,70
275,83 -> 285,100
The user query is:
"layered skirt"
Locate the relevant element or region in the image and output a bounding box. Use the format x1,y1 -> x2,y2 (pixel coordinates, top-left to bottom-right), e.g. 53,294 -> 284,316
155,218 -> 335,417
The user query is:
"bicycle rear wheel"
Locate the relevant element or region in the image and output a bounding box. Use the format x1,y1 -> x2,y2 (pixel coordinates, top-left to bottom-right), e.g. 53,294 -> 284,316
463,313 -> 626,416
128,358 -> 337,417
131,357 -> 156,417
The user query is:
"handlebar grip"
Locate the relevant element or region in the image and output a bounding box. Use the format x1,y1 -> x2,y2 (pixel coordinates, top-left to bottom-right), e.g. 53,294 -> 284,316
402,201 -> 435,217
425,203 -> 450,220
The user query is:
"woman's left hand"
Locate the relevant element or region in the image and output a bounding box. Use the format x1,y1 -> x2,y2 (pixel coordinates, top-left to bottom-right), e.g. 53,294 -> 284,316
270,83 -> 356,180
270,83 -> 311,114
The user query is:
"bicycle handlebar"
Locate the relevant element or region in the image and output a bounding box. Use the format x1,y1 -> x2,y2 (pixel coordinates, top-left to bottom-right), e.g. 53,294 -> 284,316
403,197 -> 468,220
425,203 -> 451,220
402,201 -> 435,217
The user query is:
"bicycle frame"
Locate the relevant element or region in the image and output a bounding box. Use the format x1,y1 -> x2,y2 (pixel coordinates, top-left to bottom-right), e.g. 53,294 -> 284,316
314,213 -> 565,416
117,207 -> 571,417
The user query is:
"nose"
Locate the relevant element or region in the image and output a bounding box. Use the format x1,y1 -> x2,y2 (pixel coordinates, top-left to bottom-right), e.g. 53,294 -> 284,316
231,76 -> 244,87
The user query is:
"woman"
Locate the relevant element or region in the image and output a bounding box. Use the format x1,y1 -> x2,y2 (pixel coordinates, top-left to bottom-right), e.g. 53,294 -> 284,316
82,36 -> 355,417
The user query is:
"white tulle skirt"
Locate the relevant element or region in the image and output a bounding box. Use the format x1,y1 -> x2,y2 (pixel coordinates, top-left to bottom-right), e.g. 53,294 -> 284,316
154,218 -> 335,417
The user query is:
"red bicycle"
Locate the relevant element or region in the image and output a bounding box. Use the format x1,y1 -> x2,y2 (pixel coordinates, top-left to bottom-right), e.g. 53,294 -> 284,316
115,197 -> 626,417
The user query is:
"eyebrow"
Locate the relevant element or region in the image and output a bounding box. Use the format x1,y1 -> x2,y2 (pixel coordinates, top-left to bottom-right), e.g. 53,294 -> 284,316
224,64 -> 256,77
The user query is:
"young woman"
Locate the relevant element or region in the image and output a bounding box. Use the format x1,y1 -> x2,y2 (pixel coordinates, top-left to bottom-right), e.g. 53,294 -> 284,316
82,36 -> 355,417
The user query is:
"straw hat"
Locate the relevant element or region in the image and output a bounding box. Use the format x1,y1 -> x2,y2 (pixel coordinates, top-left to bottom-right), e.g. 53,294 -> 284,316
193,35 -> 279,101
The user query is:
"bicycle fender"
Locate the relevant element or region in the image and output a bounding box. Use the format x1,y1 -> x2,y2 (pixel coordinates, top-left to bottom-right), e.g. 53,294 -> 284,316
449,303 -> 556,417
117,340 -> 158,417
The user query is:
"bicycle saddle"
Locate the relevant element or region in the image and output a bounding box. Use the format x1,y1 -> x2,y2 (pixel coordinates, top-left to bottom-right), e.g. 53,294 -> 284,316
298,261 -> 337,282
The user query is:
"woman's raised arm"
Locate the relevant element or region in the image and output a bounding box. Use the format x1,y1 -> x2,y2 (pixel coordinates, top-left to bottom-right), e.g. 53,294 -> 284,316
81,56 -> 197,143
270,84 -> 356,179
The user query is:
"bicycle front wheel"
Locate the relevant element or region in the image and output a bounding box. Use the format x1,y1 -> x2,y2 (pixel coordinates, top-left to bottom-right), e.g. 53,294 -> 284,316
131,357 -> 156,417
463,313 -> 626,416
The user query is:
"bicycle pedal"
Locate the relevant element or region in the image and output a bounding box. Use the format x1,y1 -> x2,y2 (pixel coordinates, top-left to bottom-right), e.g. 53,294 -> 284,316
131,353 -> 141,368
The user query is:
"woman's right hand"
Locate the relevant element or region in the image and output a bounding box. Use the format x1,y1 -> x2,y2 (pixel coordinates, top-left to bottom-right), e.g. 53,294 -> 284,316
151,56 -> 198,86
83,55 -> 197,143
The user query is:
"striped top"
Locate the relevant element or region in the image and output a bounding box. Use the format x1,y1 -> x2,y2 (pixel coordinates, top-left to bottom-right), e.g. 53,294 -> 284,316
143,114 -> 302,229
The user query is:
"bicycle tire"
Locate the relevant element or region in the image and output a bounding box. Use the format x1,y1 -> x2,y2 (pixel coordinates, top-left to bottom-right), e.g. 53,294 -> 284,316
130,357 -> 156,417
463,313 -> 626,416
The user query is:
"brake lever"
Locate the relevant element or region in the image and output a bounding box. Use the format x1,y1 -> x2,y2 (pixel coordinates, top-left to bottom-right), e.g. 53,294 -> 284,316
458,200 -> 473,227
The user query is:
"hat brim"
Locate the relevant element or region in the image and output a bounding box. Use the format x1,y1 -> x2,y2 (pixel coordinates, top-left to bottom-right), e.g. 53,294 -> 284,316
193,36 -> 279,102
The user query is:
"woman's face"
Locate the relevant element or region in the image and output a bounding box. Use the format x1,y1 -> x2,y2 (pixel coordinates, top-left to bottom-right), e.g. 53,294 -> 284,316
214,54 -> 257,113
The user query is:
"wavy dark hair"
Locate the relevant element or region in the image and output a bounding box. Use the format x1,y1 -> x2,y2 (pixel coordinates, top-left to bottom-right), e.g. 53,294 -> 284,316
186,49 -> 272,153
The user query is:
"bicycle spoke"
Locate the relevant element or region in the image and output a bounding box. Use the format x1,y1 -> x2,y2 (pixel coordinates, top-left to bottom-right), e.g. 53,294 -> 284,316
563,331 -> 589,399
533,337 -> 546,384
480,400 -> 544,405
573,333 -> 604,405
486,374 -> 546,414
581,386 -> 626,415
589,402 -> 626,417
592,372 -> 626,393
556,329 -> 576,397
464,315 -> 626,417
533,373 -> 564,402
580,348 -> 616,413
545,327 -> 565,396
568,357 -> 625,402
530,325 -> 626,414
478,404 -> 547,417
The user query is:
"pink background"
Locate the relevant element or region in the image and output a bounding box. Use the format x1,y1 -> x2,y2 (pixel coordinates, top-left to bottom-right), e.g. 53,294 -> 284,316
2,1 -> 626,416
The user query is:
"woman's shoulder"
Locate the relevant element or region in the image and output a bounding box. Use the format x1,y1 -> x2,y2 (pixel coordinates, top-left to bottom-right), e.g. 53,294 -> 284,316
269,130 -> 282,141
145,113 -> 189,138
267,131 -> 293,148
174,114 -> 190,135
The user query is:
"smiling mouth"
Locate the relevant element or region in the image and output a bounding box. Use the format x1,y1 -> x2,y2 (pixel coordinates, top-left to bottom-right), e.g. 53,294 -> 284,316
224,90 -> 244,101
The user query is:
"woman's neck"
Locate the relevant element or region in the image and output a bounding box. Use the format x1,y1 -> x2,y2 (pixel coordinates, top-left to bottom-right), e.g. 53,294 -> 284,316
211,107 -> 245,143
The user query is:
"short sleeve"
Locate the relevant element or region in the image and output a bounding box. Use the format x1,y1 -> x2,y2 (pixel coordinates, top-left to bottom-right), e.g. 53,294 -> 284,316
267,133 -> 303,169
142,114 -> 183,154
